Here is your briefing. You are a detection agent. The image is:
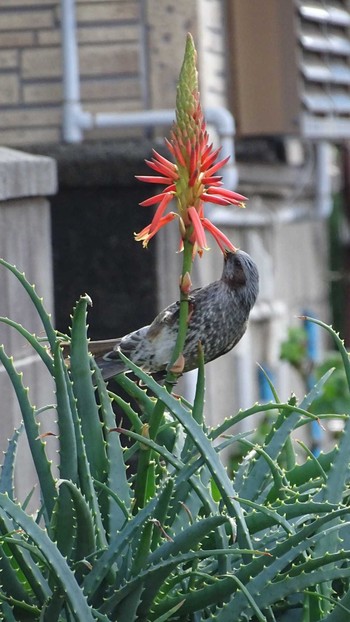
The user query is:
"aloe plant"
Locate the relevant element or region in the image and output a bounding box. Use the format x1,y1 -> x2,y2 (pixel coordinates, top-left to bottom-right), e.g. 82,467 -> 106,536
2,30 -> 350,622
0,263 -> 350,622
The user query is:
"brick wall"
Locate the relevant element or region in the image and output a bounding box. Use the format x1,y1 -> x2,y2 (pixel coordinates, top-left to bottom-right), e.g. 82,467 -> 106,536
0,0 -> 229,147
0,0 -> 144,146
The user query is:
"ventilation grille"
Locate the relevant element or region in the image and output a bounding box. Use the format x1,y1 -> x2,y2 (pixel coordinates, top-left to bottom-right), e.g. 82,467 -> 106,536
298,0 -> 350,137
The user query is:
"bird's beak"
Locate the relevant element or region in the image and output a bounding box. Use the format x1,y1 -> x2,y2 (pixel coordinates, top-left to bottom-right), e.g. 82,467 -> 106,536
224,248 -> 237,261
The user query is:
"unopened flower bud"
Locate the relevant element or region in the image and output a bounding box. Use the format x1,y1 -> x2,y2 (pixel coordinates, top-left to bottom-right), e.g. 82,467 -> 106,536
180,271 -> 192,294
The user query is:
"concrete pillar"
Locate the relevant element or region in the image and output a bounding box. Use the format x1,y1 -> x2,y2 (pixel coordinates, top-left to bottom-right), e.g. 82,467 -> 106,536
0,147 -> 57,503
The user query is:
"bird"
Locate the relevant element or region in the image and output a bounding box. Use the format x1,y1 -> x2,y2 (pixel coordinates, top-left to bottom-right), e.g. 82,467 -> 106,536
86,249 -> 259,380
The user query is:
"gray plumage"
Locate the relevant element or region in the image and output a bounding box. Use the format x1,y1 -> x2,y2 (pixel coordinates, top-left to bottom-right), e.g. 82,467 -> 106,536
90,250 -> 259,380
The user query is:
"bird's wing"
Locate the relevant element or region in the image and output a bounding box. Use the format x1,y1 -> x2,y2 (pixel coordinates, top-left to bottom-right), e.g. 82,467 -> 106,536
119,325 -> 150,354
146,294 -> 197,340
88,338 -> 122,357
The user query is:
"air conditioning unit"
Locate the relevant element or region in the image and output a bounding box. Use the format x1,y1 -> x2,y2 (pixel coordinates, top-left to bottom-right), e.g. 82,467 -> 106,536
228,0 -> 350,139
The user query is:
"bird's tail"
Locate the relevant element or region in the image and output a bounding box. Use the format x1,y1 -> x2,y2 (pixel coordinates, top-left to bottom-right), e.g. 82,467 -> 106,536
89,339 -> 126,379
60,338 -> 126,380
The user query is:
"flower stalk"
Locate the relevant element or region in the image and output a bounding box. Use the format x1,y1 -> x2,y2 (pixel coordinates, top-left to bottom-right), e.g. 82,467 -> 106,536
133,34 -> 245,509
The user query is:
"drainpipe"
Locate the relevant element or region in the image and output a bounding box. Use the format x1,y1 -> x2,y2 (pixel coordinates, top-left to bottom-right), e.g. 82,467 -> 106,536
60,0 -> 91,143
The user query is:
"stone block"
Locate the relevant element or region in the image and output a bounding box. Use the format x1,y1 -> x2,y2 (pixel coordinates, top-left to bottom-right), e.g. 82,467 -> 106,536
37,29 -> 61,46
76,1 -> 139,22
0,147 -> 57,201
23,81 -> 62,104
0,107 -> 60,128
0,74 -> 19,105
22,47 -> 61,78
0,50 -> 18,69
78,24 -> 139,44
81,76 -> 141,101
79,43 -> 139,76
0,8 -> 54,30
0,0 -> 57,5
0,127 -> 60,146
0,30 -> 34,47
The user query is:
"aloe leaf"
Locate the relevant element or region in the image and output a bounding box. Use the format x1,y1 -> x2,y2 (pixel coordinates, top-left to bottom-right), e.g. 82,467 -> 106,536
192,343 -> 205,425
108,390 -> 144,434
49,483 -> 77,561
63,480 -> 96,561
210,401 -> 285,440
91,360 -> 132,535
93,479 -> 129,525
0,493 -> 95,621
149,515 -> 228,566
0,424 -> 23,499
237,369 -> 334,502
0,540 -> 33,604
210,399 -> 321,442
116,352 -> 252,550
115,427 -> 223,524
296,439 -> 327,482
0,601 -> 17,621
69,295 -> 107,484
114,586 -> 143,622
0,525 -> 51,612
53,344 -> 78,483
0,346 -> 56,519
0,317 -> 54,373
150,570 -> 256,621
0,599 -> 40,621
304,589 -> 350,618
115,372 -> 157,419
150,480 -> 174,551
62,360 -> 107,553
304,317 -> 350,389
299,320 -> 350,613
235,496 -> 295,537
138,515 -> 230,615
237,438 -> 287,496
253,556 -> 350,616
244,499 -> 341,534
0,259 -> 56,349
323,589 -> 350,621
225,509 -> 350,619
104,547 -> 263,619
82,492 -> 160,597
152,600 -> 185,622
257,363 -> 281,404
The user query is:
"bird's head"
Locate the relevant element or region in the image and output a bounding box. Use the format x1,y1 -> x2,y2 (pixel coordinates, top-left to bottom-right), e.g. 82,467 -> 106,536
222,249 -> 259,308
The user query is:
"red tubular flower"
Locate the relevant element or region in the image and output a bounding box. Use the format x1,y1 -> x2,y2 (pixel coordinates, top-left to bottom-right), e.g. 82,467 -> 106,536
134,34 -> 246,256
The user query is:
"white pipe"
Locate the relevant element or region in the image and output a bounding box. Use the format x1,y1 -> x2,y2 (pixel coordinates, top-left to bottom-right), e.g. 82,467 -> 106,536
60,0 -> 89,143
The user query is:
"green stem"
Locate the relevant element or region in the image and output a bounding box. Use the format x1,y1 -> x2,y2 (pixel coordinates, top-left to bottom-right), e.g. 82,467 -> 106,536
165,238 -> 194,385
150,238 -> 193,436
133,238 -> 193,511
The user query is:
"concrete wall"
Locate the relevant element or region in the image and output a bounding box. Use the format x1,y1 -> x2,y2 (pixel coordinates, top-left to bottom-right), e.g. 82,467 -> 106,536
0,148 -> 57,502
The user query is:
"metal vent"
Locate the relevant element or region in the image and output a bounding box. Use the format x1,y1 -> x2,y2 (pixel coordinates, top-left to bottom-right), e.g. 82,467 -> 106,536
298,0 -> 350,137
